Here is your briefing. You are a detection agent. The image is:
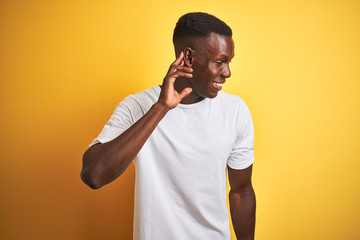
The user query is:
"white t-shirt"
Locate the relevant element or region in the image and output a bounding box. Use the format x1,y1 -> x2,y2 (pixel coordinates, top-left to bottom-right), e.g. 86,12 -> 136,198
90,86 -> 254,240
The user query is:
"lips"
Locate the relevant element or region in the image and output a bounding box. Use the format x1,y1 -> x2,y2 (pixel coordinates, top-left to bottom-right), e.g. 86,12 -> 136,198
212,81 -> 224,90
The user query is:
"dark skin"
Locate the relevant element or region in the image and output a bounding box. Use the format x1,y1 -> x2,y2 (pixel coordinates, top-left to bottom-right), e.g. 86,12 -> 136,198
81,33 -> 255,240
174,33 -> 234,103
229,165 -> 256,240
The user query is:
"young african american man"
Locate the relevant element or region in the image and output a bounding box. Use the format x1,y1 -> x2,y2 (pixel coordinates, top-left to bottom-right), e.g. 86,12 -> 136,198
81,12 -> 256,240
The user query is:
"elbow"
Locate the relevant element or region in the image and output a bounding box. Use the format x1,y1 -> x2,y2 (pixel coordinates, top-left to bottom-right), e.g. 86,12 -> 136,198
229,184 -> 256,201
80,144 -> 124,189
80,169 -> 104,190
81,146 -> 105,190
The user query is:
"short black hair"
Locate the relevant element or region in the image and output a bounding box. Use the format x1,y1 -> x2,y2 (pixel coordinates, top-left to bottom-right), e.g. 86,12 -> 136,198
173,12 -> 232,43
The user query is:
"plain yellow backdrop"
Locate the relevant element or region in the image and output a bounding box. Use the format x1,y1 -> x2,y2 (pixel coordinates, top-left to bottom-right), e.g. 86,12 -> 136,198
1,0 -> 359,239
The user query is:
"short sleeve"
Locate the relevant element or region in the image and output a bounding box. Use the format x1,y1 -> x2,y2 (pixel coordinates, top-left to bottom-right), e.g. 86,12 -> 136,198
89,98 -> 137,147
227,102 -> 255,169
88,86 -> 161,148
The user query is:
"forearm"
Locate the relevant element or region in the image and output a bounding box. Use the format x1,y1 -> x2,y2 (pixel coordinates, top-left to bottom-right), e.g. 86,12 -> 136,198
229,186 -> 256,240
81,102 -> 169,189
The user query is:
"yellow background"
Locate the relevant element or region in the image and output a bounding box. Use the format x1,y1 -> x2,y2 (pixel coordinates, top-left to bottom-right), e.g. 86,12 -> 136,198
1,0 -> 359,239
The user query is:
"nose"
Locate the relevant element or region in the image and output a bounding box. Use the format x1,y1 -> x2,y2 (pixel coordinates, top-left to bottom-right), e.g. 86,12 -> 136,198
221,64 -> 231,78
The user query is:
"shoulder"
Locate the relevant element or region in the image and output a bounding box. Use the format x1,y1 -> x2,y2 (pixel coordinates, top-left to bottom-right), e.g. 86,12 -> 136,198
118,86 -> 160,108
216,91 -> 253,131
125,85 -> 161,104
217,92 -> 254,143
112,86 -> 161,118
216,91 -> 250,112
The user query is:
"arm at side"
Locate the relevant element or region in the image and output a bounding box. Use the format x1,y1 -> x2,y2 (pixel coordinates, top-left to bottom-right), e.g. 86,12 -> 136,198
228,165 -> 256,240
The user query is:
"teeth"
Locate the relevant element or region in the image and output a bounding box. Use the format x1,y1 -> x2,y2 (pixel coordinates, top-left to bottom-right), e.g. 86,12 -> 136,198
213,82 -> 223,87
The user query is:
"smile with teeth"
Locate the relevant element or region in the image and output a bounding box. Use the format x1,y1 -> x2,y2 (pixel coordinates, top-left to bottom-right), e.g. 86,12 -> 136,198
212,81 -> 223,87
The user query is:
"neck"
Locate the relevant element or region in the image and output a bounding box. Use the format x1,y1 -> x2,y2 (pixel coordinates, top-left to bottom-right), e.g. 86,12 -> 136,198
174,77 -> 204,104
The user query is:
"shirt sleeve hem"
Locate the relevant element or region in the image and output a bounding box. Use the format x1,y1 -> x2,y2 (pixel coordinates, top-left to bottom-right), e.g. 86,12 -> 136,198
88,138 -> 112,148
227,157 -> 254,170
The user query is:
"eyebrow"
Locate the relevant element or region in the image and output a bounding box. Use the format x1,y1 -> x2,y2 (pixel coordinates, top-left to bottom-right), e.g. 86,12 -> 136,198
220,54 -> 234,61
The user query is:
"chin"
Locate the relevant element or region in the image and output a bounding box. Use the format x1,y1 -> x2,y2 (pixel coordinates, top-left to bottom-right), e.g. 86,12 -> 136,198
209,93 -> 219,98
195,87 -> 219,99
204,91 -> 219,99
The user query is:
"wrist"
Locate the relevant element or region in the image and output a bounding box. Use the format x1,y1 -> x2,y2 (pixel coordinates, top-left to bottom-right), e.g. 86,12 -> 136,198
153,101 -> 171,114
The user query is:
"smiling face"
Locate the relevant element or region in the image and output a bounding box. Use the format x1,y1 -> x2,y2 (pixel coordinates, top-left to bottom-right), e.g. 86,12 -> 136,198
188,33 -> 235,100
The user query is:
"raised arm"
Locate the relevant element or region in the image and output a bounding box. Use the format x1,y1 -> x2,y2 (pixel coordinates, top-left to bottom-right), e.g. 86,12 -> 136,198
228,165 -> 256,240
81,52 -> 192,189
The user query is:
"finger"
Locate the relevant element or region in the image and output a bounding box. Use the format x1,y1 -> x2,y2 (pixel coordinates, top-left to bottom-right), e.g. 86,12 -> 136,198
169,65 -> 193,75
178,87 -> 192,100
172,51 -> 184,66
180,57 -> 184,67
167,71 -> 193,82
168,51 -> 188,75
175,66 -> 193,73
176,70 -> 193,78
166,72 -> 192,85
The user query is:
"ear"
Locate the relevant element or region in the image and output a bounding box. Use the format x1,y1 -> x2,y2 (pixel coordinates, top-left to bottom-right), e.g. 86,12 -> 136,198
183,47 -> 194,67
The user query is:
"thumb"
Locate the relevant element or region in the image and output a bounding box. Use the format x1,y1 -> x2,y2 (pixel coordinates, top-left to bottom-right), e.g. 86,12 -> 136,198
178,87 -> 192,100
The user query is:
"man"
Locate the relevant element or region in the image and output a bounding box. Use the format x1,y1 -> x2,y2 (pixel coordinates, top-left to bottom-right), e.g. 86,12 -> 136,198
81,12 -> 256,240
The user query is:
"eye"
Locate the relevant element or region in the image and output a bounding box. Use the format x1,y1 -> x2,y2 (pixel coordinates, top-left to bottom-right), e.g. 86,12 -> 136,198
216,61 -> 223,66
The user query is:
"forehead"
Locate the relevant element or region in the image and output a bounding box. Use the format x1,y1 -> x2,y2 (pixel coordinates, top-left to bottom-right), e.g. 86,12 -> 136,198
196,33 -> 235,59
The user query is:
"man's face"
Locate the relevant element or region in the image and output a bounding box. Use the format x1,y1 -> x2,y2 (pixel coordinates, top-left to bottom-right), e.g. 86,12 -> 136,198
190,33 -> 235,99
